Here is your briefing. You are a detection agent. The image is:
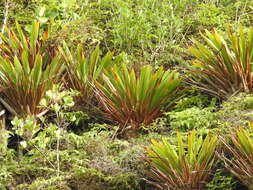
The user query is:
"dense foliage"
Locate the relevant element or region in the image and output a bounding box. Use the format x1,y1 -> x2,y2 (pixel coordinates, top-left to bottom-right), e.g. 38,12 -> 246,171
1,0 -> 253,189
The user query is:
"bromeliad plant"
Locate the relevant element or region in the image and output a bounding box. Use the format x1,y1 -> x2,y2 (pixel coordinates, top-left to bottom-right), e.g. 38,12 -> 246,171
188,27 -> 253,99
95,63 -> 181,132
59,42 -> 114,108
220,125 -> 253,190
145,131 -> 219,190
0,21 -> 55,64
0,21 -> 63,116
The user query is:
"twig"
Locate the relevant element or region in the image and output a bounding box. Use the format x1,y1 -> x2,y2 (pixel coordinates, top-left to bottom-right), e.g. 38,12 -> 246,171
30,144 -> 56,169
56,131 -> 60,176
55,112 -> 61,177
0,97 -> 18,116
1,0 -> 10,36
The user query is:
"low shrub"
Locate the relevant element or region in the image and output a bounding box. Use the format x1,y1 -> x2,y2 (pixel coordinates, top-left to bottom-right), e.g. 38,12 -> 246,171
0,127 -> 155,190
207,169 -> 237,190
145,131 -> 219,190
148,94 -> 217,133
167,106 -> 216,132
95,63 -> 182,135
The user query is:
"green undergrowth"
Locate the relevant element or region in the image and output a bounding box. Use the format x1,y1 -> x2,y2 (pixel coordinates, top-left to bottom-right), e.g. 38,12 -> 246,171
216,93 -> 253,129
149,93 -> 253,135
2,0 -> 253,66
1,91 -> 251,190
0,127 -> 165,190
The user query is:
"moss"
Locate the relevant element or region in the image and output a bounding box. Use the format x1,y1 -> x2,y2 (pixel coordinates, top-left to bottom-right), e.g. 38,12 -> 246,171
216,93 -> 253,129
69,168 -> 140,190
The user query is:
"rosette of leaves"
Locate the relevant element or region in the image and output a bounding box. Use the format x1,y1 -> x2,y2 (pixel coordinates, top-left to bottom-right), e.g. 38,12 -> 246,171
145,131 -> 219,190
0,21 -> 64,116
220,125 -> 253,190
59,42 -> 114,109
188,27 -> 253,99
95,63 -> 181,133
